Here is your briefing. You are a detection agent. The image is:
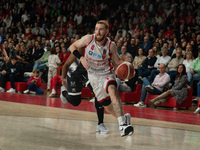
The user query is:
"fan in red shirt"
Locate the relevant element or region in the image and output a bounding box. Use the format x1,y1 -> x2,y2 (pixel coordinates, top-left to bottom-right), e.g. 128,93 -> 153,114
23,69 -> 44,95
60,46 -> 70,65
163,26 -> 173,40
24,28 -> 34,39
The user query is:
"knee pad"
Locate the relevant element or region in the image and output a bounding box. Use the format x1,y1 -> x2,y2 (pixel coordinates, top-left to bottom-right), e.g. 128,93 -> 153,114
106,80 -> 117,93
100,97 -> 111,106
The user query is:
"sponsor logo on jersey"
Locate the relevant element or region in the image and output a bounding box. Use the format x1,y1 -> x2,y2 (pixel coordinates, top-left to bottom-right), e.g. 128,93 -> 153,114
102,49 -> 107,59
91,45 -> 94,50
89,51 -> 93,55
89,51 -> 102,59
70,81 -> 76,87
93,53 -> 102,58
72,88 -> 76,92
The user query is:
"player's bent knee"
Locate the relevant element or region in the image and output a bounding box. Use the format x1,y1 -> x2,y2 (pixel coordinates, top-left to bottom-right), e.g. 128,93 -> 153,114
68,95 -> 81,106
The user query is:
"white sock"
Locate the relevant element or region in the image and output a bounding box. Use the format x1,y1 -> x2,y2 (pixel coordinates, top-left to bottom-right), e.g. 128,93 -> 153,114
118,116 -> 125,126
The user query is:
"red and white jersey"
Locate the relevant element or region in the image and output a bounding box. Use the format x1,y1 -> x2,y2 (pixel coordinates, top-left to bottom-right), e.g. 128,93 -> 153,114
84,34 -> 114,75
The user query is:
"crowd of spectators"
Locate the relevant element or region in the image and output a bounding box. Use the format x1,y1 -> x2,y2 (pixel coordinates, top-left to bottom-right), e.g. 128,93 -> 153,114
0,0 -> 200,110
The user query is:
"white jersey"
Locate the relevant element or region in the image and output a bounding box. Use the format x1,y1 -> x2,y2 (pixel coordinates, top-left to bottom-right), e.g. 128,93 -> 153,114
84,34 -> 114,75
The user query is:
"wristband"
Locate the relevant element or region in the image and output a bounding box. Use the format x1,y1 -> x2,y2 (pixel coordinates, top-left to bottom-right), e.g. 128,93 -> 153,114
73,50 -> 82,59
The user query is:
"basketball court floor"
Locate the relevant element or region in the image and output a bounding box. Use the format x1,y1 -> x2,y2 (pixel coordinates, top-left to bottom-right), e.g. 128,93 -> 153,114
0,92 -> 200,150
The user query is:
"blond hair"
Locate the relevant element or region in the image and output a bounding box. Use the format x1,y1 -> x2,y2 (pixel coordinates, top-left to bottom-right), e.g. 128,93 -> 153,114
96,20 -> 109,29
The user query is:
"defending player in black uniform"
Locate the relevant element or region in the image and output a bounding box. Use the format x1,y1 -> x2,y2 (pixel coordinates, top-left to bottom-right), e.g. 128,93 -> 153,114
60,50 -> 109,134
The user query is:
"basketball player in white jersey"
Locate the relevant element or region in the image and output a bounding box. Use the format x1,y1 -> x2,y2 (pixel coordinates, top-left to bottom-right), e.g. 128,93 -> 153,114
69,20 -> 134,137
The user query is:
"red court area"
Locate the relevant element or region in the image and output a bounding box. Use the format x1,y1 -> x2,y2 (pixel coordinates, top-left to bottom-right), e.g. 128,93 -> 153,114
1,92 -> 200,126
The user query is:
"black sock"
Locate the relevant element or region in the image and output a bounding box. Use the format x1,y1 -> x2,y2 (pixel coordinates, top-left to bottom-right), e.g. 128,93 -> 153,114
95,98 -> 104,125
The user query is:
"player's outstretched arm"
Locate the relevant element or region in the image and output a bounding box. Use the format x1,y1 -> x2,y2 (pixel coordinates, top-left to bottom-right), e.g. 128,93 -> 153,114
70,34 -> 92,70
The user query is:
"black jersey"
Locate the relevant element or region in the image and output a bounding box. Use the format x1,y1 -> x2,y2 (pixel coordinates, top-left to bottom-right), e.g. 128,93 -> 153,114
66,59 -> 88,93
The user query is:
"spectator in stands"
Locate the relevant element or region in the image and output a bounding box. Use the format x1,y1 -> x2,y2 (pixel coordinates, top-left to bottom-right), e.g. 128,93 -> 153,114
167,47 -> 184,84
132,24 -> 140,38
167,40 -> 175,56
1,56 -> 23,93
60,46 -> 70,65
132,48 -> 146,71
23,69 -> 44,95
32,43 -> 51,71
187,50 -> 200,88
49,75 -> 62,97
149,64 -> 188,108
152,46 -> 160,58
47,48 -> 61,90
116,24 -> 127,38
141,36 -> 152,55
116,73 -> 137,93
137,49 -> 157,81
7,42 -> 16,59
32,41 -> 44,61
183,51 -> 194,73
119,45 -> 133,63
24,28 -> 33,39
116,39 -> 123,55
134,64 -> 170,107
0,56 -> 11,81
67,24 -> 77,38
74,11 -> 83,28
127,38 -> 139,59
149,47 -> 171,82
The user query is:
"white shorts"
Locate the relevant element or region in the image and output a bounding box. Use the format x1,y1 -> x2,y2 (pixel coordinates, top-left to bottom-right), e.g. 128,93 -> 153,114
88,73 -> 116,102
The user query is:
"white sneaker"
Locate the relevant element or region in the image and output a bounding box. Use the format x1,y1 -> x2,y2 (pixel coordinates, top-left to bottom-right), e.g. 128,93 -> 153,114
194,107 -> 200,114
60,91 -> 67,104
49,89 -> 56,97
0,87 -> 5,92
6,88 -> 16,93
96,123 -> 109,134
90,97 -> 95,102
30,91 -> 36,94
49,93 -> 55,97
119,124 -> 134,137
134,102 -> 146,107
23,89 -> 30,94
124,113 -> 132,125
145,85 -> 154,93
192,97 -> 200,102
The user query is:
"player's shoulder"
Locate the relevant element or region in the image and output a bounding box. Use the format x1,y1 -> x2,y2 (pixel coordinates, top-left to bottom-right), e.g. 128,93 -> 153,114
109,41 -> 117,52
80,34 -> 93,44
81,34 -> 93,41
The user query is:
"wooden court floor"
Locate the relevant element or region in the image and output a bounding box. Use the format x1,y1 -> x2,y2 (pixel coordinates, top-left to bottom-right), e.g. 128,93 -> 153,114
0,92 -> 200,150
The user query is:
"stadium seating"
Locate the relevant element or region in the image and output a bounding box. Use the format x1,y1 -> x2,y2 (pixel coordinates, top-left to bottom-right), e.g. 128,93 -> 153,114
119,84 -> 141,103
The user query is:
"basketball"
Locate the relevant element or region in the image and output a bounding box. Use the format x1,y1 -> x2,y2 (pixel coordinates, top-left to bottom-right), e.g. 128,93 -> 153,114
116,62 -> 135,80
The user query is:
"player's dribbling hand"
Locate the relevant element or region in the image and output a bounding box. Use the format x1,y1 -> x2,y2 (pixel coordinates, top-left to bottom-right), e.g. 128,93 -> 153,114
80,57 -> 90,70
